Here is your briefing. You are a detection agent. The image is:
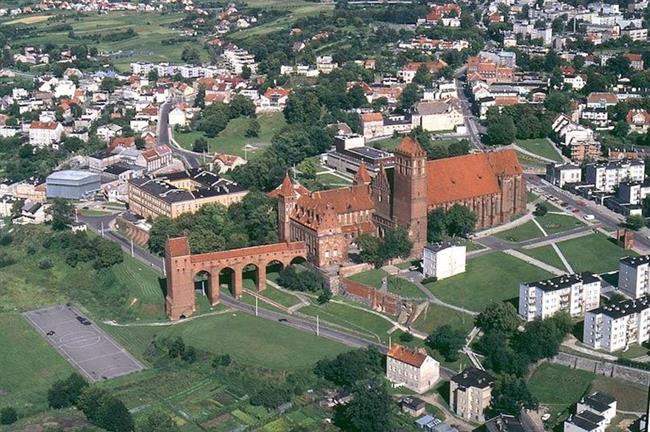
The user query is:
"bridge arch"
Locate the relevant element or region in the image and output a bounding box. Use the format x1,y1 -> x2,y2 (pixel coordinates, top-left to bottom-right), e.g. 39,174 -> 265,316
164,237 -> 307,320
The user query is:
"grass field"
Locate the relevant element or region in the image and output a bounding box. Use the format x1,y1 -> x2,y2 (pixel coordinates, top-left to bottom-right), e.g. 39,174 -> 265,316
528,363 -> 648,422
111,255 -> 166,320
316,171 -> 353,187
3,14 -> 50,25
411,303 -> 474,335
516,151 -> 547,169
372,137 -> 461,152
556,233 -> 634,274
518,245 -> 567,271
104,312 -> 349,370
259,286 -> 303,309
516,139 -> 563,162
0,313 -> 75,415
495,220 -> 542,242
536,213 -> 584,235
387,277 -> 427,299
14,12 -> 199,70
347,268 -> 387,288
174,113 -> 287,157
424,252 -> 553,312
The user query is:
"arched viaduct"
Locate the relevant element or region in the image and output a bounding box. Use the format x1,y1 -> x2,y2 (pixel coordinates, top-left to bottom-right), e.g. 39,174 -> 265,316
165,236 -> 307,320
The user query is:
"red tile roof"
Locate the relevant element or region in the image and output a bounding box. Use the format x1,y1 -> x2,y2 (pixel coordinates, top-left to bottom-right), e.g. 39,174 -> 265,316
395,136 -> 427,158
388,344 -> 427,368
30,121 -> 60,130
361,112 -> 383,123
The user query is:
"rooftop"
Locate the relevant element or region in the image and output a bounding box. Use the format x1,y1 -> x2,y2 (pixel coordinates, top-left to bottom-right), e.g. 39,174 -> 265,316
525,272 -> 599,292
620,254 -> 650,268
591,294 -> 650,319
47,170 -> 99,182
451,367 -> 494,389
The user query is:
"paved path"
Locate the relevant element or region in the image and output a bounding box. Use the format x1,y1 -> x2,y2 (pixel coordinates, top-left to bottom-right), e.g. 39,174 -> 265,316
562,337 -> 617,361
511,144 -> 558,164
397,272 -> 478,317
503,249 -> 565,276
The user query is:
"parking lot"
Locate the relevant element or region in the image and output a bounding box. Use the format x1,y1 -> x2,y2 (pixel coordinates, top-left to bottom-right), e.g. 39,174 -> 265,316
23,304 -> 144,382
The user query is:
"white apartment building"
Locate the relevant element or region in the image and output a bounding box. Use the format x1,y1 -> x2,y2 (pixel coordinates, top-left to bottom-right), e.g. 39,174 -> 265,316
619,255 -> 650,298
585,159 -> 645,193
28,121 -> 64,148
564,411 -> 607,432
423,243 -> 466,280
223,47 -> 257,74
450,368 -> 494,423
411,100 -> 464,133
386,344 -> 439,394
546,162 -> 582,187
583,295 -> 650,352
519,273 -> 601,321
616,181 -> 650,207
577,392 -> 617,425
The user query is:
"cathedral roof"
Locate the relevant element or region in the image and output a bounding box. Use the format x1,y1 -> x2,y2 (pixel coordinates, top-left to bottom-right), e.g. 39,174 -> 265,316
426,149 -> 522,205
395,136 -> 427,158
354,162 -> 371,184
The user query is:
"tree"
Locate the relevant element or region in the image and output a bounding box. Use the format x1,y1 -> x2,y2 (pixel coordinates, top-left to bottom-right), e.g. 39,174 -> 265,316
0,407 -> 17,425
314,348 -> 383,388
194,85 -> 205,108
612,120 -> 630,138
147,69 -> 159,82
78,386 -> 111,425
193,137 -> 208,153
339,379 -> 394,432
446,204 -> 477,237
427,208 -> 447,242
624,214 -> 645,231
229,94 -> 256,118
358,234 -> 385,268
447,139 -> 470,157
93,238 -> 124,269
245,118 -> 260,137
513,315 -> 570,361
382,226 -> 412,261
181,46 -> 201,64
544,91 -> 572,114
148,216 -> 182,255
427,325 -> 465,361
100,77 -> 116,93
47,373 -> 88,409
487,112 -> 516,145
47,198 -> 74,230
491,375 -> 538,415
137,410 -> 179,432
399,83 -> 419,110
412,64 -> 432,86
476,302 -> 520,335
241,65 -> 252,79
95,394 -> 134,432
533,202 -> 548,217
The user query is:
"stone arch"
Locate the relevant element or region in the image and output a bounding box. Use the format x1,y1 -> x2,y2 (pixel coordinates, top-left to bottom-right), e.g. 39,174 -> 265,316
243,262 -> 265,292
193,270 -> 213,300
219,267 -> 237,297
265,259 -> 285,276
289,255 -> 307,266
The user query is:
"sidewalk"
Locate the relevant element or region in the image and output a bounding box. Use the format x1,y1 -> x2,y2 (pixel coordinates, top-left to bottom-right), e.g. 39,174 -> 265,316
503,249 -> 565,276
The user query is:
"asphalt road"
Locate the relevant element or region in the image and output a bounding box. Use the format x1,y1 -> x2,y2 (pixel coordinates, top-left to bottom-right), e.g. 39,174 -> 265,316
158,100 -> 201,169
455,78 -> 486,151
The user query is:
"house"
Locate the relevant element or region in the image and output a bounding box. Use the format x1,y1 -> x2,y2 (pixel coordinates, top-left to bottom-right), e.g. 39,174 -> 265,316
13,200 -> 50,225
386,344 -> 440,394
422,242 -> 466,280
258,88 -> 290,112
564,74 -> 586,91
360,112 -> 385,139
399,61 -> 448,84
211,153 -> 246,173
142,145 -> 173,172
564,411 -> 607,432
586,92 -> 617,109
623,53 -> 644,71
583,295 -> 650,352
401,396 -> 427,417
626,109 -> 650,134
29,121 -> 64,148
168,106 -> 188,127
546,163 -> 582,187
619,255 -> 650,299
576,392 -> 617,425
518,273 -> 601,321
449,368 -> 494,423
411,100 -> 464,132
96,124 -> 123,142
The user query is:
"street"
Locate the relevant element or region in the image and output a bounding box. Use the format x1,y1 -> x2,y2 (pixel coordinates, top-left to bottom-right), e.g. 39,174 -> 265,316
158,100 -> 201,168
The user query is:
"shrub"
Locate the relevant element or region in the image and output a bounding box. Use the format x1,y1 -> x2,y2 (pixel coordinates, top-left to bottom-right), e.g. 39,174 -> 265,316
38,258 -> 54,269
0,407 -> 18,425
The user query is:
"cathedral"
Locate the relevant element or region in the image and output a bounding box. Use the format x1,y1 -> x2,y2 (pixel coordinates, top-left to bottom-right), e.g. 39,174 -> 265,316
271,136 -> 526,268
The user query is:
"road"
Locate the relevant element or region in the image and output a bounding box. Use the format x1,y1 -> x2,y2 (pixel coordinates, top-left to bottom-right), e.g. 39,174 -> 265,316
455,78 -> 486,151
158,100 -> 201,169
526,174 -> 650,253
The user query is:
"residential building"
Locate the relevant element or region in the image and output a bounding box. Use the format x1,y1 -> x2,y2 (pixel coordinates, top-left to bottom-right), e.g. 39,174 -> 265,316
422,243 -> 466,280
619,255 -> 650,298
626,109 -> 650,134
211,153 -> 246,173
552,114 -> 601,163
46,170 -> 101,200
386,344 -> 440,394
485,414 -> 536,432
546,163 -> 582,187
258,88 -> 290,112
128,168 -> 248,219
168,107 -> 188,127
624,53 -> 645,71
586,92 -> 618,109
585,159 -> 645,193
401,396 -> 427,417
316,56 -> 338,74
28,121 -> 64,148
564,411 -> 607,432
583,295 -> 650,352
581,107 -> 609,128
411,100 -> 464,132
519,273 -> 601,321
360,112 -> 385,140
399,61 -> 448,84
13,200 -> 50,225
449,367 -> 494,422
577,392 -> 617,425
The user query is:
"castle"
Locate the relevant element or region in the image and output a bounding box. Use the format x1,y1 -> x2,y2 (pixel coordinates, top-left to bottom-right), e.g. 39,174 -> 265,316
272,137 -> 526,268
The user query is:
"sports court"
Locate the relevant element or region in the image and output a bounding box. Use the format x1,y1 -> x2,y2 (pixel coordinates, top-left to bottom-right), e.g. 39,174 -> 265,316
23,304 -> 144,382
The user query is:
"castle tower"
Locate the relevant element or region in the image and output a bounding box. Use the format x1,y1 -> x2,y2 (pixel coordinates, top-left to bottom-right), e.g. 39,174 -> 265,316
392,136 -> 428,255
165,236 -> 195,320
353,162 -> 371,186
276,174 -> 298,242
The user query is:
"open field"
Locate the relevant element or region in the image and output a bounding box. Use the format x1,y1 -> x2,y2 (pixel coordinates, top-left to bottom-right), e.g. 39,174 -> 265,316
411,303 -> 474,335
536,213 -> 584,235
372,137 -> 461,152
11,12 -> 199,70
516,151 -> 547,169
556,233 -> 634,273
174,113 -> 287,157
495,220 -> 542,242
103,311 -> 349,370
316,171 -> 353,187
528,363 -> 648,422
259,286 -> 303,309
387,277 -> 427,299
518,245 -> 566,271
347,268 -> 387,288
3,14 -> 50,25
516,139 -> 563,162
424,252 -> 553,312
0,313 -> 75,415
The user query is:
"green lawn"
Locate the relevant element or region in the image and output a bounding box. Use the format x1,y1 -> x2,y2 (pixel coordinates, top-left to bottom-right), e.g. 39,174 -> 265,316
347,269 -> 388,289
0,313 -> 75,415
424,252 -> 553,312
104,312 -> 349,370
174,112 -> 287,157
494,221 -> 543,242
516,139 -> 563,162
259,286 -> 303,308
299,301 -> 394,343
556,233 -> 635,273
372,137 -> 460,152
110,255 -> 166,321
527,191 -> 538,203
536,213 -> 584,235
516,151 -> 547,169
387,277 -> 427,299
518,245 -> 566,271
411,303 -> 474,335
315,172 -> 353,187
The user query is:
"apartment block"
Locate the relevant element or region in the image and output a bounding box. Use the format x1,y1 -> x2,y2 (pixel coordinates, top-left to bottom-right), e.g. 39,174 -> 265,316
585,159 -> 645,193
449,368 -> 494,423
619,255 -> 650,298
546,162 -> 582,187
583,295 -> 650,352
519,273 -> 601,321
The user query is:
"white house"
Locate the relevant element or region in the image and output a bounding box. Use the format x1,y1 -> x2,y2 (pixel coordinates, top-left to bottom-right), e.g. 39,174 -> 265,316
583,295 -> 650,352
576,392 -> 617,425
168,107 -> 188,127
258,88 -> 290,112
386,344 -> 439,394
546,163 -> 582,187
423,243 -> 466,280
564,411 -> 607,432
28,121 -> 64,148
411,100 -> 464,132
519,273 -> 601,321
96,124 -> 123,142
619,255 -> 650,298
